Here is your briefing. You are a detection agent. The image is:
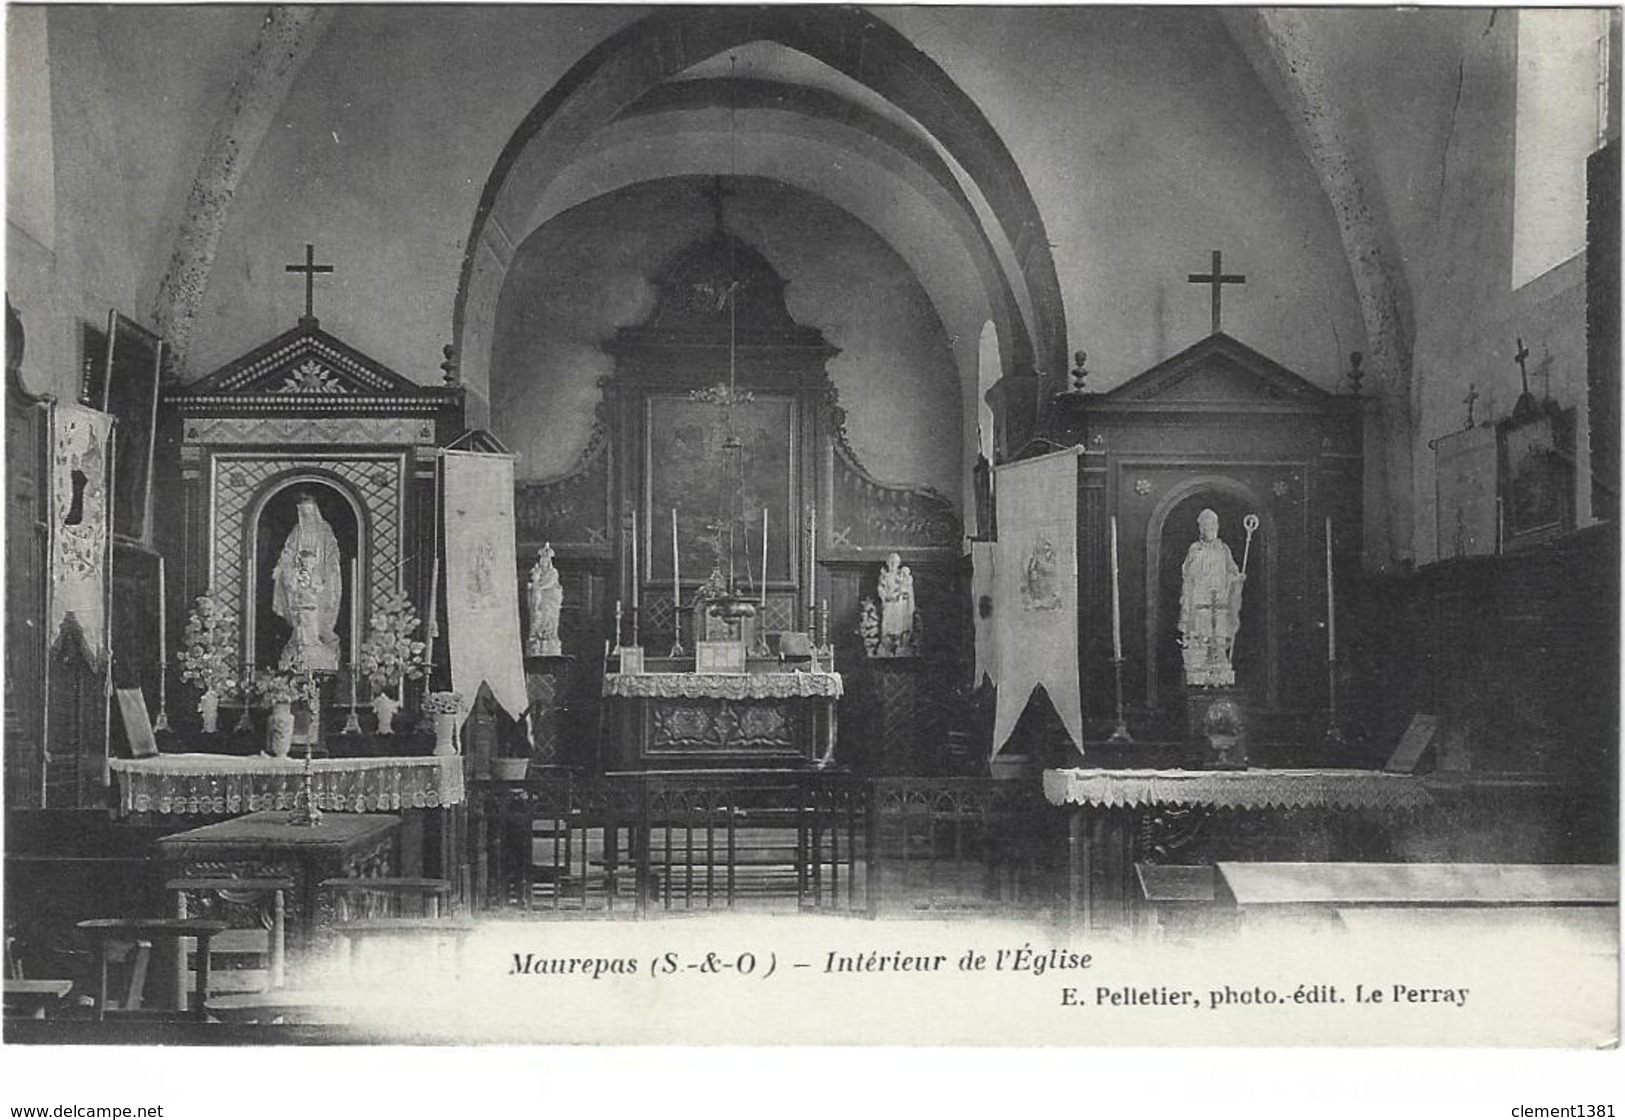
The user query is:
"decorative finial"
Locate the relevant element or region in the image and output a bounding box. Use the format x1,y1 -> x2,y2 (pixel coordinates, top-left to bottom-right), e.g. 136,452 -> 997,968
440,344 -> 460,386
1347,351 -> 1364,397
1462,383 -> 1479,430
1069,350 -> 1089,393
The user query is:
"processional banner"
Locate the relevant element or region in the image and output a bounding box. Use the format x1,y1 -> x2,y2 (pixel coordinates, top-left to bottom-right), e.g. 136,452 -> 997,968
992,448 -> 1082,758
49,403 -> 114,662
441,450 -> 527,717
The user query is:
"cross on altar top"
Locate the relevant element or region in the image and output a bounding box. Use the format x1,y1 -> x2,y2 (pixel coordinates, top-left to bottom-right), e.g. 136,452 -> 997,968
1188,250 -> 1246,335
285,243 -> 334,324
1514,337 -> 1531,395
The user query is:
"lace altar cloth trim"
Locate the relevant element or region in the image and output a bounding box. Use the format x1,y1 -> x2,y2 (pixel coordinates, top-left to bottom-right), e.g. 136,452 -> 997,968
602,672 -> 844,700
1041,768 -> 1432,811
109,755 -> 465,815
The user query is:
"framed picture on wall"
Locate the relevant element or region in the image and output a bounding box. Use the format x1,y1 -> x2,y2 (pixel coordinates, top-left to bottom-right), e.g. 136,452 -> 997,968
645,393 -> 797,585
1497,404 -> 1575,550
97,311 -> 163,543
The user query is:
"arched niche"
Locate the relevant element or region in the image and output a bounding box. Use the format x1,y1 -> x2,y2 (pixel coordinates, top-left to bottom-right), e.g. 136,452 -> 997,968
1144,475 -> 1278,712
245,474 -> 367,674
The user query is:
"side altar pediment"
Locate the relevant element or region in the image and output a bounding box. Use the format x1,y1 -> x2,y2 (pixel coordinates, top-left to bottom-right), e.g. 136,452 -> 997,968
177,321 -> 454,409
1099,332 -> 1332,409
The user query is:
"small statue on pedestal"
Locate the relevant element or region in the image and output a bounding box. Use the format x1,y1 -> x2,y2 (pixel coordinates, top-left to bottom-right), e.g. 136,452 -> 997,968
861,552 -> 918,658
526,542 -> 563,656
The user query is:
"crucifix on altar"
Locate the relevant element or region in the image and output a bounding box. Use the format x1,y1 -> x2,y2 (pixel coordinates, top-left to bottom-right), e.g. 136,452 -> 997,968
1187,249 -> 1246,335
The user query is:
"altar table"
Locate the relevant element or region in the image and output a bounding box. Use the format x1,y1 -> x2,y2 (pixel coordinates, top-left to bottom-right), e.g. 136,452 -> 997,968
1042,768 -> 1433,929
601,672 -> 842,770
108,754 -> 465,816
155,811 -> 400,962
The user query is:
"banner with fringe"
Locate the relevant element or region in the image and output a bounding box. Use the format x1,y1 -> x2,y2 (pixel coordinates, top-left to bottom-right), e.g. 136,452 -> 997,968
442,450 -> 527,718
992,448 -> 1082,758
50,403 -> 114,663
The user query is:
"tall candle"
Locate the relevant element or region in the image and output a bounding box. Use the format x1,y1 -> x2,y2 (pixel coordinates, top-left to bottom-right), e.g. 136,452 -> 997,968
760,508 -> 769,606
156,555 -> 167,702
808,505 -> 817,630
671,507 -> 681,610
350,557 -> 361,663
630,509 -> 639,610
1325,516 -> 1336,658
1109,515 -> 1123,661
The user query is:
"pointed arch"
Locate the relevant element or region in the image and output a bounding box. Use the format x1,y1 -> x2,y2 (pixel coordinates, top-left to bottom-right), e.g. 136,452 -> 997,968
453,6 -> 1067,399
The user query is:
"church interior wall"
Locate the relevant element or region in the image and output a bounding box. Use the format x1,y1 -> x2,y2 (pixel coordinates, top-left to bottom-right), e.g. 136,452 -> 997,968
883,6 -> 1370,393
1402,10 -> 1598,563
489,175 -> 963,508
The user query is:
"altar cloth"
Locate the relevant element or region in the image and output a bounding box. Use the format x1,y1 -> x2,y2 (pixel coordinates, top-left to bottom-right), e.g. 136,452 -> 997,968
109,754 -> 465,815
602,671 -> 843,701
1042,768 -> 1431,812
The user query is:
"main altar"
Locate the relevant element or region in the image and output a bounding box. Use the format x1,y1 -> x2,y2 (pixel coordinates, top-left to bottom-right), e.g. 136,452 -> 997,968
600,668 -> 842,771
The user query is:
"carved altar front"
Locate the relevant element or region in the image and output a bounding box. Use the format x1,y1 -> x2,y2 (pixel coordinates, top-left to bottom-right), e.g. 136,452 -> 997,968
167,319 -> 463,720
600,670 -> 842,771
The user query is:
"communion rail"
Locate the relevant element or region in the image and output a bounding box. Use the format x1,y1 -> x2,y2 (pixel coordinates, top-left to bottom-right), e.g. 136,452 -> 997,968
466,773 -> 1059,918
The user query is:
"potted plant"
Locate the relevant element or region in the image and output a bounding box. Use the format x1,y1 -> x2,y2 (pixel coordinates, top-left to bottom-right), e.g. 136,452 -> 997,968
176,591 -> 240,733
491,717 -> 533,782
421,691 -> 464,757
252,668 -> 320,758
355,589 -> 427,735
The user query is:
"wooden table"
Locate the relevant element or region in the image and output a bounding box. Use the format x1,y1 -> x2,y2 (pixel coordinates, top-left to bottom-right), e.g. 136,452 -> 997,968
1042,768 -> 1433,929
155,811 -> 400,963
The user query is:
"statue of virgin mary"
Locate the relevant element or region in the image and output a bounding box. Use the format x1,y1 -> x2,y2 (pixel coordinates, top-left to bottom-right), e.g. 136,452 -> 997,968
271,493 -> 342,672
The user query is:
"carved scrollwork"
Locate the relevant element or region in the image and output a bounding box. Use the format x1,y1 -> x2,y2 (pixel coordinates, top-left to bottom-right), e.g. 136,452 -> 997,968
514,401 -> 611,551
825,386 -> 961,555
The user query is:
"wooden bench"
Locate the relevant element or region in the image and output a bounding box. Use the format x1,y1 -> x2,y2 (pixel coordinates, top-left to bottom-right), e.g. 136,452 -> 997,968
1210,862 -> 1618,935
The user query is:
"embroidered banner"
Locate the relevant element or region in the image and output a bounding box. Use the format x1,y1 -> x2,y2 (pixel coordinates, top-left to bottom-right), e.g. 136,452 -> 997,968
442,450 -> 527,717
992,448 -> 1082,757
970,540 -> 998,688
50,403 -> 114,662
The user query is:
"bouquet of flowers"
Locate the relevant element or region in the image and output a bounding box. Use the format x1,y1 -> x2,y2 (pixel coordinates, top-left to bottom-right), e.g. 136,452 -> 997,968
251,667 -> 321,708
356,589 -> 428,696
176,591 -> 240,701
421,691 -> 464,715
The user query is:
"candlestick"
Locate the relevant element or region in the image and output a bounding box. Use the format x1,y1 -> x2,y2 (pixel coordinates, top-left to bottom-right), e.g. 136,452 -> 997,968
350,557 -> 361,661
808,505 -> 817,633
1325,516 -> 1335,658
614,599 -> 623,651
670,508 -> 685,657
760,508 -> 769,606
153,556 -> 170,731
1109,516 -> 1123,661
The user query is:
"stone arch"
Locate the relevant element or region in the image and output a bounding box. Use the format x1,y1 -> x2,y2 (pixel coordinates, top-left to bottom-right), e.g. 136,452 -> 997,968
453,6 -> 1068,398
1143,475 -> 1279,710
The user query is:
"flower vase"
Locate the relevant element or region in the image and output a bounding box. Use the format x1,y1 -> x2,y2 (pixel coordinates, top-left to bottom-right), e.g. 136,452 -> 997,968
198,690 -> 220,734
266,702 -> 295,758
371,693 -> 399,735
432,712 -> 459,756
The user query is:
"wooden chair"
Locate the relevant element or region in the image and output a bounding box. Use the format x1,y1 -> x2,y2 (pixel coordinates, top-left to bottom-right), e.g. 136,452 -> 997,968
165,877 -> 292,1005
75,918 -> 226,1021
318,878 -> 471,977
3,932 -> 76,1020
319,877 -> 454,920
